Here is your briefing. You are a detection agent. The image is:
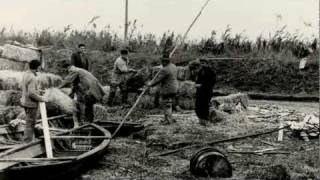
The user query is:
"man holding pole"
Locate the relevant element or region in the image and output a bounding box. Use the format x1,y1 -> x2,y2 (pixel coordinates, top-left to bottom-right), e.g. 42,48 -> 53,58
147,54 -> 178,125
20,59 -> 47,142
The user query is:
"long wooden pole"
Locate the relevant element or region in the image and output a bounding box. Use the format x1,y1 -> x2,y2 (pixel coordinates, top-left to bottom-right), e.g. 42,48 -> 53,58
111,0 -> 212,138
318,0 -> 320,168
170,0 -> 211,58
124,0 -> 129,46
39,102 -> 53,158
152,125 -> 290,157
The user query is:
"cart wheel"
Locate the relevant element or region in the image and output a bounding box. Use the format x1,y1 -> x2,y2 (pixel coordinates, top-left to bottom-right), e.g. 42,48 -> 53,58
190,147 -> 232,178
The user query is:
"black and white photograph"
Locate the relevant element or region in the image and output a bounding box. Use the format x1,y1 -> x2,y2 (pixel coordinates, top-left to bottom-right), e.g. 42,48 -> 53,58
0,0 -> 318,179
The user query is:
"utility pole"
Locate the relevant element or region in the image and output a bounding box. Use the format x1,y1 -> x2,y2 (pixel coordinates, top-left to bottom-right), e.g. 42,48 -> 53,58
124,0 -> 129,46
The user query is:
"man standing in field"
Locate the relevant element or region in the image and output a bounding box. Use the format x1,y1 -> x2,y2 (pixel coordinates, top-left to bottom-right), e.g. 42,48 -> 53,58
71,44 -> 90,71
107,49 -> 136,106
59,60 -> 105,126
20,59 -> 47,142
147,54 -> 178,125
193,58 -> 216,126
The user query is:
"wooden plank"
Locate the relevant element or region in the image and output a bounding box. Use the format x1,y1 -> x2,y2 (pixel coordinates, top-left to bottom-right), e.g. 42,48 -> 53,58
0,142 -> 45,169
0,145 -> 21,151
39,102 -> 53,158
0,157 -> 76,162
39,136 -> 111,139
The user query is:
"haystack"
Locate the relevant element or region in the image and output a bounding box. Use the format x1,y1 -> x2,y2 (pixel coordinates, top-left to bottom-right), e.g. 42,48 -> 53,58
0,90 -> 21,106
43,88 -> 76,114
0,44 -> 41,62
0,106 -> 24,124
0,70 -> 62,90
0,58 -> 26,71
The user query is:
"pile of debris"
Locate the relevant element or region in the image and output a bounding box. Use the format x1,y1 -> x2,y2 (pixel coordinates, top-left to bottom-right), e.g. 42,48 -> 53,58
246,104 -> 319,141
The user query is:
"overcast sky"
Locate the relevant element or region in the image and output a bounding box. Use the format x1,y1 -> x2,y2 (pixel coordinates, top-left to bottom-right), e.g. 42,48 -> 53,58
0,0 -> 318,40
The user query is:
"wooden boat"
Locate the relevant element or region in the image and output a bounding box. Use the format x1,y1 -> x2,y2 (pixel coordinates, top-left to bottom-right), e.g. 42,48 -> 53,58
0,123 -> 111,180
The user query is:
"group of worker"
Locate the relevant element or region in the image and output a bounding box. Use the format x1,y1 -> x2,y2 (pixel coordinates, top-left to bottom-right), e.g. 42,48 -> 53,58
20,43 -> 216,142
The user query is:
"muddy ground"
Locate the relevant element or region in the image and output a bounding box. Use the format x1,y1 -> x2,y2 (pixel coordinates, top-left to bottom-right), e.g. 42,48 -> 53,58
80,100 -> 319,180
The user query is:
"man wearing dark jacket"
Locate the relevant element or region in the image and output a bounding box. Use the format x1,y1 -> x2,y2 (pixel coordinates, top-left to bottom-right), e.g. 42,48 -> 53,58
147,54 -> 178,125
59,60 -> 105,126
71,44 -> 89,71
195,58 -> 216,126
21,59 -> 47,142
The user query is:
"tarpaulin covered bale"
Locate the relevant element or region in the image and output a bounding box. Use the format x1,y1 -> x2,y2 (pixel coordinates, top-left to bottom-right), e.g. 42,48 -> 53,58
1,44 -> 41,62
0,70 -> 62,90
0,105 -> 24,124
0,90 -> 21,106
0,58 -> 27,71
43,88 -> 76,114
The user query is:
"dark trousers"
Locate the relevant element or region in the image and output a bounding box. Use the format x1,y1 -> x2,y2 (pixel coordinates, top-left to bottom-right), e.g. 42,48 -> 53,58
195,90 -> 213,120
74,95 -> 96,125
23,107 -> 38,143
108,83 -> 128,106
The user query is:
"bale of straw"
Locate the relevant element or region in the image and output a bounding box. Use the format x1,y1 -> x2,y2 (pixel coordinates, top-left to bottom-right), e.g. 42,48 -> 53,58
0,106 -> 24,124
1,44 -> 41,62
177,97 -> 195,110
176,66 -> 190,81
138,94 -> 156,109
0,58 -> 27,71
177,81 -> 196,98
36,72 -> 62,89
209,108 -> 228,123
212,93 -> 249,110
0,90 -> 22,106
94,104 -> 109,121
43,88 -> 76,114
0,71 -> 62,90
15,102 -> 59,121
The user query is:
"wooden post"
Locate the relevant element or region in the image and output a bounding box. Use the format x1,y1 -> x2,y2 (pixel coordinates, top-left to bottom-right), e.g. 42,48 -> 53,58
39,102 -> 53,158
124,0 -> 129,46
